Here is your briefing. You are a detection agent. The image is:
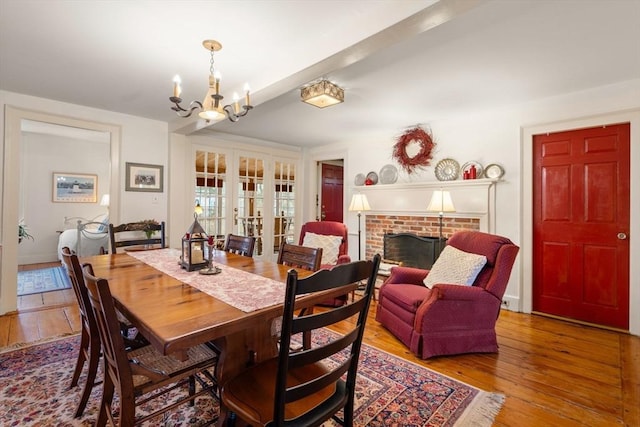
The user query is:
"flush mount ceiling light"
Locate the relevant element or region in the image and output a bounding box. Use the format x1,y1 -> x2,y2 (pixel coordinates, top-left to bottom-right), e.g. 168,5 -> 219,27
169,39 -> 252,123
300,79 -> 344,108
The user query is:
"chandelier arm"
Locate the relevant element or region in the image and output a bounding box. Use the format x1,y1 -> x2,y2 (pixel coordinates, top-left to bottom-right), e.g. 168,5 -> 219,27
222,104 -> 240,122
170,97 -> 203,118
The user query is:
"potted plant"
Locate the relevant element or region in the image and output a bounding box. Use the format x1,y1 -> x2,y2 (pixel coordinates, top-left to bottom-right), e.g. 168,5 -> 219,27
18,220 -> 34,243
142,219 -> 159,239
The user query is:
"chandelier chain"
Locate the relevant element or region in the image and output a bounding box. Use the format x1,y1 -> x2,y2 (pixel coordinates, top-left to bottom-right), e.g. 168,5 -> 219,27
209,49 -> 215,76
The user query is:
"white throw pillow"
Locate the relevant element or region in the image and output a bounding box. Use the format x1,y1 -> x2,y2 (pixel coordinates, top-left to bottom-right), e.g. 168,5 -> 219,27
423,245 -> 487,289
302,232 -> 342,265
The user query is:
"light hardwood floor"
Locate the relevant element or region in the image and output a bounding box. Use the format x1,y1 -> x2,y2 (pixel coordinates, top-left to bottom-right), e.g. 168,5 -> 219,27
1,263 -> 638,426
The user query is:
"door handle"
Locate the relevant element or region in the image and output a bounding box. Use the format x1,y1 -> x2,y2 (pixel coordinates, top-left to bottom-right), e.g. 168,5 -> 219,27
617,232 -> 627,240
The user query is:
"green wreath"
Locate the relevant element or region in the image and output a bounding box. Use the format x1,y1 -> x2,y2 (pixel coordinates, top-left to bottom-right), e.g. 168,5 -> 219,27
392,127 -> 436,174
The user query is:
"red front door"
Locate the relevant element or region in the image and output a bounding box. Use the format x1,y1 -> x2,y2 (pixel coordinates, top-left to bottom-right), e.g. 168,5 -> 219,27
320,163 -> 343,222
533,123 -> 630,329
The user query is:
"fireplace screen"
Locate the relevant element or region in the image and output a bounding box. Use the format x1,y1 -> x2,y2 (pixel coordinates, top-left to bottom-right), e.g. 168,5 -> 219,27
383,233 -> 446,270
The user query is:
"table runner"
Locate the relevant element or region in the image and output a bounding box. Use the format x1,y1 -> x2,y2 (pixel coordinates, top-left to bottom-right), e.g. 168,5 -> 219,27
127,248 -> 286,312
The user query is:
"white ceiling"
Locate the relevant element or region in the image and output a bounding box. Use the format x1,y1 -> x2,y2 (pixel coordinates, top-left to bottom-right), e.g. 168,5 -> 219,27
1,0 -> 639,148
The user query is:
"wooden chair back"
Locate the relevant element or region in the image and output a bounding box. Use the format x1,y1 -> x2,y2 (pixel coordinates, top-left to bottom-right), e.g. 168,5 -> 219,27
223,234 -> 256,257
60,247 -> 100,417
276,241 -> 322,271
220,254 -> 381,426
109,221 -> 166,254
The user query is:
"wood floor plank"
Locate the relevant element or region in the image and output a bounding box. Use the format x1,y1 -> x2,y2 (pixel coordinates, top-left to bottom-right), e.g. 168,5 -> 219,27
0,315 -> 10,347
37,307 -> 74,338
63,304 -> 82,332
17,293 -> 43,310
8,311 -> 41,344
621,333 -> 640,426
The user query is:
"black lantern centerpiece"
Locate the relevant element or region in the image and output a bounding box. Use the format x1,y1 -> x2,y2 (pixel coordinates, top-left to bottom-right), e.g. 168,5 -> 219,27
181,213 -> 209,271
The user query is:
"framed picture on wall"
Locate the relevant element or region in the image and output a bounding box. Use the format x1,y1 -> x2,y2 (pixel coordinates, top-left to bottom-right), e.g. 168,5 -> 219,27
52,172 -> 98,203
125,162 -> 164,192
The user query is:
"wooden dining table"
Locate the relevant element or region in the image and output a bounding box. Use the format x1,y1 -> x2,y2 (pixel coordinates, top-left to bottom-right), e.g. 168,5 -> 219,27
84,249 -> 355,388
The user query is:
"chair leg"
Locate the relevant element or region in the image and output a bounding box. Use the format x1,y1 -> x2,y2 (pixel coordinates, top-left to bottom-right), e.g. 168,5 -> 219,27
118,388 -> 136,427
74,336 -> 100,417
189,375 -> 196,407
97,369 -> 114,427
69,326 -> 89,389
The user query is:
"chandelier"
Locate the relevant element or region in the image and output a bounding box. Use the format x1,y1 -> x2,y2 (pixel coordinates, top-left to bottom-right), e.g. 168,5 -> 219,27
301,79 -> 344,108
169,40 -> 252,122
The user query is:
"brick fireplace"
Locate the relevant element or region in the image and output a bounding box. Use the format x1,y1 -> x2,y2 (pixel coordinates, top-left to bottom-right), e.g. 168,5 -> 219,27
353,179 -> 497,262
364,214 -> 480,261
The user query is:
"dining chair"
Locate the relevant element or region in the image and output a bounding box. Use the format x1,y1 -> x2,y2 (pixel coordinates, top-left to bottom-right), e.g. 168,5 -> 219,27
223,233 -> 256,257
220,254 -> 381,426
81,264 -> 219,426
60,247 -> 148,418
60,246 -> 101,418
276,241 -> 322,272
276,241 -> 324,350
108,221 -> 166,254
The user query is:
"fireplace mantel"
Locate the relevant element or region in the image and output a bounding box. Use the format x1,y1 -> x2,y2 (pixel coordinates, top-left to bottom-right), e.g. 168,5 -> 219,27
354,178 -> 500,233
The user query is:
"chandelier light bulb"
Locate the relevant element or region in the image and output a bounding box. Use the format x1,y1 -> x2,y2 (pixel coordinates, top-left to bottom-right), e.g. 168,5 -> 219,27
173,75 -> 182,98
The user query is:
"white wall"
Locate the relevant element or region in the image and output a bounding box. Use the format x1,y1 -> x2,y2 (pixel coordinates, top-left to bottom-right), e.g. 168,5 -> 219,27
306,78 -> 640,335
0,90 -> 169,315
18,131 -> 110,264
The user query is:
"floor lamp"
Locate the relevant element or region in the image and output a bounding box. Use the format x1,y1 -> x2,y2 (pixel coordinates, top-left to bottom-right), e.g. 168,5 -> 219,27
426,190 -> 456,253
348,193 -> 371,260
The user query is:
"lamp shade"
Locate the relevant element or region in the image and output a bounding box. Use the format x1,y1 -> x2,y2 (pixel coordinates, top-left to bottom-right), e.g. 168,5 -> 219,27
100,194 -> 110,207
349,193 -> 371,212
426,190 -> 455,214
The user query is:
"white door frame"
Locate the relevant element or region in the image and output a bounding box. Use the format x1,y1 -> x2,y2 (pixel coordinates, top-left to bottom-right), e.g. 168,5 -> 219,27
521,109 -> 640,335
1,106 -> 120,315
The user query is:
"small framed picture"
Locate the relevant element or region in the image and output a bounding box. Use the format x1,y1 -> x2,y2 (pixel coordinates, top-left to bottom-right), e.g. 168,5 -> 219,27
53,173 -> 98,203
125,162 -> 164,192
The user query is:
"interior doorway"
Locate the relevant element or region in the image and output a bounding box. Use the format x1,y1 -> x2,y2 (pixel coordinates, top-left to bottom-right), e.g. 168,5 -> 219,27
1,106 -> 120,315
317,161 -> 344,222
532,123 -> 630,330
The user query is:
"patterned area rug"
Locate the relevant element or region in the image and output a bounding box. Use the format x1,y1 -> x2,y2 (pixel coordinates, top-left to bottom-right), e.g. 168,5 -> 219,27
17,266 -> 72,296
0,330 -> 504,426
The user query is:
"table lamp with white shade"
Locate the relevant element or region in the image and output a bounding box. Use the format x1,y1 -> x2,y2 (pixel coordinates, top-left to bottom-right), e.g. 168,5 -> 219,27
426,190 -> 456,251
348,193 -> 371,260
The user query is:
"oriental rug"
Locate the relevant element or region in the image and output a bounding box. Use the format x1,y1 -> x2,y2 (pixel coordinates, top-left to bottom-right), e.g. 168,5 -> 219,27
0,330 -> 504,426
17,266 -> 71,296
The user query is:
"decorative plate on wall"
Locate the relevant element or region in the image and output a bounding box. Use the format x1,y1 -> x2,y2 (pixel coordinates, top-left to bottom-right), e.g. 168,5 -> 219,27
366,171 -> 379,185
434,158 -> 460,181
354,173 -> 365,186
379,164 -> 398,184
484,163 -> 505,179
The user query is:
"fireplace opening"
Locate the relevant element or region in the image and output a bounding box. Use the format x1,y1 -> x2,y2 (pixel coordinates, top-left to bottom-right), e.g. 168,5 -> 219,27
383,233 -> 446,270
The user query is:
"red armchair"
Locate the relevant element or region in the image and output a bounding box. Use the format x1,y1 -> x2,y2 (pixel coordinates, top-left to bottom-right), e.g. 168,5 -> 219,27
375,231 -> 519,358
299,221 -> 350,306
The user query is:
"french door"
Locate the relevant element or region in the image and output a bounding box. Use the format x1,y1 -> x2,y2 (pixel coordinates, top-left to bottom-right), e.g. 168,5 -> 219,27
194,147 -> 297,261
